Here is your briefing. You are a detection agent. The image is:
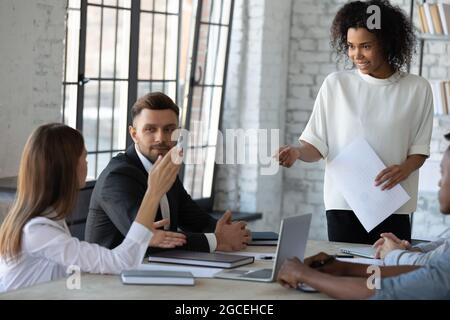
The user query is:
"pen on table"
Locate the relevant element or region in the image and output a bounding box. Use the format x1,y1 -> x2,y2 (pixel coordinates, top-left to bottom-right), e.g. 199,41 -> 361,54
259,255 -> 274,260
334,254 -> 354,258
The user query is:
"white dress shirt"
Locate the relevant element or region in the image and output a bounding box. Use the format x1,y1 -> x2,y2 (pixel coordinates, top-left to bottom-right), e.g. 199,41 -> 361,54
134,144 -> 217,252
0,214 -> 152,293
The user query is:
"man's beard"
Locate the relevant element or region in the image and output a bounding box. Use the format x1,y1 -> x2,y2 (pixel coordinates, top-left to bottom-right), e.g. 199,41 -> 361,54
148,143 -> 172,162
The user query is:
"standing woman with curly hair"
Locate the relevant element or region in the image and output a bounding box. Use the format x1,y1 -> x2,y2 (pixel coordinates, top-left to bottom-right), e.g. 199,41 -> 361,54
276,0 -> 433,244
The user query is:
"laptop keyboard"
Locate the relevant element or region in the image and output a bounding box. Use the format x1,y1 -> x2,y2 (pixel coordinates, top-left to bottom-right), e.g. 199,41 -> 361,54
244,268 -> 272,279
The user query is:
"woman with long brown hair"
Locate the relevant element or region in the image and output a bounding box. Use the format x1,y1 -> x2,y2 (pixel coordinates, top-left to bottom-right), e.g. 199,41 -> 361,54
0,123 -> 181,292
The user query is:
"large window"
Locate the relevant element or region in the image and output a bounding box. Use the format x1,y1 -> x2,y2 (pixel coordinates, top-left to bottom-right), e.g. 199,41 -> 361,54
62,0 -> 234,204
181,0 -> 234,202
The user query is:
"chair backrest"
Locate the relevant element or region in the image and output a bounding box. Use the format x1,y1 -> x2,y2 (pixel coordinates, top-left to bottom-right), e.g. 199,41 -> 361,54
67,181 -> 95,241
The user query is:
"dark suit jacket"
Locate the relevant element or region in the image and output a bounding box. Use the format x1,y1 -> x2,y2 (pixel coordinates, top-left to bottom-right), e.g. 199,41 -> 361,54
85,145 -> 217,252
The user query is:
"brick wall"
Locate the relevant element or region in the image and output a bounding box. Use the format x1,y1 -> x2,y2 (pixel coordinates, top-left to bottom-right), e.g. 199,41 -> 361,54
216,0 -> 450,240
286,0 -> 450,240
0,0 -> 65,178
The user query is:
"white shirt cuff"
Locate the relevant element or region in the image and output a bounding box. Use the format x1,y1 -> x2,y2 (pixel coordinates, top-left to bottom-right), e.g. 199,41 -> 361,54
205,233 -> 217,252
127,222 -> 153,245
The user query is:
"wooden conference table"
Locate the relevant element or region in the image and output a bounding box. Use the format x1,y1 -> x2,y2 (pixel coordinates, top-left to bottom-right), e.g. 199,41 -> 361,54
0,240 -> 363,300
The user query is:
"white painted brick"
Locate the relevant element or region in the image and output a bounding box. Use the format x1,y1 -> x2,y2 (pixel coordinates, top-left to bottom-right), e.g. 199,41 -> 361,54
299,39 -> 317,51
299,15 -> 319,27
439,55 -> 450,67
302,63 -> 320,74
318,63 -> 337,75
427,42 -> 446,55
294,51 -> 325,63
293,3 -> 325,14
284,166 -> 306,180
289,85 -> 311,99
288,110 -> 312,122
423,54 -> 437,65
318,39 -> 332,51
307,192 -> 325,205
289,74 -> 314,85
0,0 -> 64,178
429,67 -> 447,79
306,170 -> 324,181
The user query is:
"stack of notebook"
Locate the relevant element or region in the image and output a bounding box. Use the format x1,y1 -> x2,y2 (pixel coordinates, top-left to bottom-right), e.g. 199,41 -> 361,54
148,250 -> 254,269
248,231 -> 279,246
121,270 -> 195,285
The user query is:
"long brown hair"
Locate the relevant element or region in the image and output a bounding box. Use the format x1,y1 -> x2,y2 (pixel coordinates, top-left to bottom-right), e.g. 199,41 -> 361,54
0,123 -> 85,261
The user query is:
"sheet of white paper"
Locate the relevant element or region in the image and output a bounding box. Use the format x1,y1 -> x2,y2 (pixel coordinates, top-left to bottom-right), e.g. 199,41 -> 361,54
137,263 -> 222,278
327,138 -> 410,232
337,257 -> 384,266
215,251 -> 276,261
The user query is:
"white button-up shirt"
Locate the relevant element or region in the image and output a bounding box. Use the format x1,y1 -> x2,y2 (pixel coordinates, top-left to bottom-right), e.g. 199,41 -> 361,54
135,144 -> 217,252
0,215 -> 152,293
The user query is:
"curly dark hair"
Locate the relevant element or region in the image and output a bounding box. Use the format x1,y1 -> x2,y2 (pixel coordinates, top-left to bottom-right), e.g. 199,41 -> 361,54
330,0 -> 416,71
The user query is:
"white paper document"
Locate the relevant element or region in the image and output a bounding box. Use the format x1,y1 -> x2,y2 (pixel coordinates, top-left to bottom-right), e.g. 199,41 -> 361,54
327,138 -> 410,232
137,263 -> 222,278
337,257 -> 384,266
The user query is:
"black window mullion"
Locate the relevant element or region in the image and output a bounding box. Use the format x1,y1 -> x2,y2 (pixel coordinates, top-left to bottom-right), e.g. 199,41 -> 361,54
200,21 -> 227,27
62,85 -> 66,123
94,3 -> 105,178
110,7 -> 120,153
197,0 -> 215,129
126,0 -> 141,148
194,0 -> 215,197
180,0 -> 202,184
137,79 -> 177,82
204,1 -> 225,195
86,3 -> 130,10
88,77 -> 128,81
207,1 -> 225,137
140,9 -> 177,15
88,149 -> 125,154
62,1 -> 70,123
175,0 -> 182,104
210,0 -> 235,203
162,0 -> 168,93
150,0 -> 155,91
76,0 -> 88,132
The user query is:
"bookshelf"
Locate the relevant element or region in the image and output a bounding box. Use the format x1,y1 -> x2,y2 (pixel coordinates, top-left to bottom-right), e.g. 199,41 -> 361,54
409,0 -> 450,76
409,0 -> 450,117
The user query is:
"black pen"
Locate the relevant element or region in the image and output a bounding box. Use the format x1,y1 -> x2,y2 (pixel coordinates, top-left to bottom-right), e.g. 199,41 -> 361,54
260,255 -> 274,260
334,254 -> 354,258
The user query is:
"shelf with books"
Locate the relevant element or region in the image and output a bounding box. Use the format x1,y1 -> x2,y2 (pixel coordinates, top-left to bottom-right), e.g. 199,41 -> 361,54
417,33 -> 450,41
410,0 -> 450,116
415,0 -> 450,36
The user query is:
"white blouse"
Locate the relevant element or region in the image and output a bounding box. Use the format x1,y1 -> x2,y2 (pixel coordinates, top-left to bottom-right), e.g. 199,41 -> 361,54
0,215 -> 152,293
300,69 -> 433,214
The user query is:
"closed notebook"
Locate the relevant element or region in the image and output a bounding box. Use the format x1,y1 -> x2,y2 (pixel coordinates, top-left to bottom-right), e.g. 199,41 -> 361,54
248,231 -> 279,246
148,250 -> 254,269
121,270 -> 195,285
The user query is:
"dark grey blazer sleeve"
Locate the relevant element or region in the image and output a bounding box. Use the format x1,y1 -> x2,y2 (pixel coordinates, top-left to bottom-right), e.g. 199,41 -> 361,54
99,167 -> 147,237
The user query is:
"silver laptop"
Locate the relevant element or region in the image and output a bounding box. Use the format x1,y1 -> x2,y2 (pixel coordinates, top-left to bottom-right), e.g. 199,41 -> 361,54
214,214 -> 312,282
339,246 -> 376,258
